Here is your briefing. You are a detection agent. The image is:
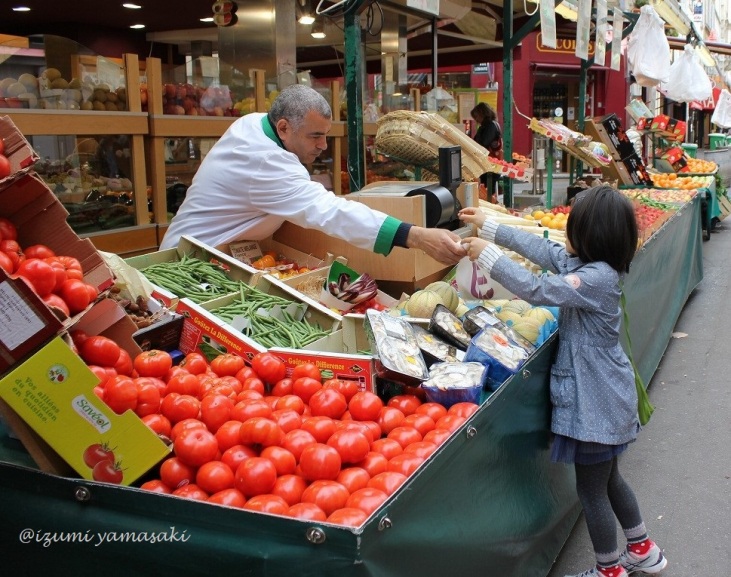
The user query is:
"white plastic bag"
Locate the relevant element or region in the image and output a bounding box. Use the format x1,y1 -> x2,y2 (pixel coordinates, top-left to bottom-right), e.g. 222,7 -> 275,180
662,45 -> 713,103
627,5 -> 670,87
711,90 -> 731,129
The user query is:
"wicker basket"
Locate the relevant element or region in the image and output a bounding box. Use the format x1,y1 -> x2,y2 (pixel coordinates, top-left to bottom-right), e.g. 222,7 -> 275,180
375,111 -> 497,182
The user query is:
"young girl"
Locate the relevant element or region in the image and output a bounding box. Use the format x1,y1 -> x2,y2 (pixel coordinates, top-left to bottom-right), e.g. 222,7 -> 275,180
459,186 -> 667,577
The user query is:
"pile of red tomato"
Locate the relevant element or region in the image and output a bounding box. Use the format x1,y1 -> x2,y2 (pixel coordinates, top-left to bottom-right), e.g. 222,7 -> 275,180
0,138 -> 10,179
0,217 -> 98,317
80,339 -> 477,527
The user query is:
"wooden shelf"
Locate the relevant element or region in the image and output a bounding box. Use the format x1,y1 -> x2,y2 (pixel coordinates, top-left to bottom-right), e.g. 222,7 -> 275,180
148,115 -> 237,138
3,109 -> 149,136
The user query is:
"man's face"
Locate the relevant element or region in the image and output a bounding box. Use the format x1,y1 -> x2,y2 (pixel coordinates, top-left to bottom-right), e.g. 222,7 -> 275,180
276,111 -> 331,165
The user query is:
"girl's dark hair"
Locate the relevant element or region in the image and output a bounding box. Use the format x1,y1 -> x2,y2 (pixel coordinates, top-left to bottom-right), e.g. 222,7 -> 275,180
566,185 -> 638,273
470,102 -> 496,122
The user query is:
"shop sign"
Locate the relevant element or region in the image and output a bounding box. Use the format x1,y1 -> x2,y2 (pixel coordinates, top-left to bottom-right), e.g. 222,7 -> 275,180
472,63 -> 490,74
690,86 -> 721,110
536,33 -> 595,55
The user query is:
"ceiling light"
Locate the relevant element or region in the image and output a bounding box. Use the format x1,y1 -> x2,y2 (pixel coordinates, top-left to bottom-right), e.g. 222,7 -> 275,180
311,20 -> 326,39
298,0 -> 315,24
299,14 -> 315,25
130,24 -> 145,29
695,44 -> 716,68
200,17 -> 214,22
12,6 -> 31,11
650,0 -> 691,37
122,3 -> 142,8
555,0 -> 578,22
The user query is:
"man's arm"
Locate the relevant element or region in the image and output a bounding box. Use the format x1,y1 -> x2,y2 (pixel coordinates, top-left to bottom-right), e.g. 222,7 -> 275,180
405,226 -> 466,265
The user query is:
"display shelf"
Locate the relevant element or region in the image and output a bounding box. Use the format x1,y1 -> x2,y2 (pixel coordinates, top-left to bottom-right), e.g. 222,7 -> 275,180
5,109 -> 148,136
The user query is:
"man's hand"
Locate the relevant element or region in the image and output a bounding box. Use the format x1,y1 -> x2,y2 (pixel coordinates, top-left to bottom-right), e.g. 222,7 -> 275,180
406,227 -> 467,265
457,207 -> 486,228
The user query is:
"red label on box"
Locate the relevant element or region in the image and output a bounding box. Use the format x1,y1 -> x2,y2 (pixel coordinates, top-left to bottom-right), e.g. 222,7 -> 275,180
651,115 -> 670,130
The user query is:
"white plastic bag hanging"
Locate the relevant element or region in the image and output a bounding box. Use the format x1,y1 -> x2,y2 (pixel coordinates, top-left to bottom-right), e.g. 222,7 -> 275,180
711,90 -> 731,129
627,5 -> 670,87
662,45 -> 713,103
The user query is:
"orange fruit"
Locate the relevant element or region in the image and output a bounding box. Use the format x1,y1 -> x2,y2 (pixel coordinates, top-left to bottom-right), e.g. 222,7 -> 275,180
540,215 -> 552,227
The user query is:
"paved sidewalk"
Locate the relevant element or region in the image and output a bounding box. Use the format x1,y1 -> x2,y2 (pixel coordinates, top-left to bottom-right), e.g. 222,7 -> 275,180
547,220 -> 731,576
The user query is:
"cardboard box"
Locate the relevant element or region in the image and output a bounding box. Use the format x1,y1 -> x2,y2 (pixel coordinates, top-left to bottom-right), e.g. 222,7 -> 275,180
0,115 -> 39,189
0,299 -> 170,485
667,119 -> 687,142
217,238 -> 326,280
176,275 -> 342,362
124,235 -> 260,309
0,173 -> 115,372
651,115 -> 670,131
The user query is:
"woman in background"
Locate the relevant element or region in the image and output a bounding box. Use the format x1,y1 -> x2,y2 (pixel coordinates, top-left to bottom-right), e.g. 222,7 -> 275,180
471,102 -> 503,200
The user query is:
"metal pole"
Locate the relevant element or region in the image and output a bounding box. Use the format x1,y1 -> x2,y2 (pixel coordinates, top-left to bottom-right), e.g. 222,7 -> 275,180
577,60 -> 589,181
344,9 -> 365,192
502,0 -> 513,208
432,17 -> 438,91
546,139 -> 554,209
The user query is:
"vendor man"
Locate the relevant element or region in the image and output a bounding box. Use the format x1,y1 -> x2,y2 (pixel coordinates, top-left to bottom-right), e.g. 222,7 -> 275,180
161,85 -> 466,264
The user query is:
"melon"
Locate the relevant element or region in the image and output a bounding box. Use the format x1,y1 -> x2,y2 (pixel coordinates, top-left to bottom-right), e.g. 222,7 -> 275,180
509,317 -> 543,344
405,290 -> 444,318
496,310 -> 523,325
484,299 -> 510,310
525,306 -> 555,324
500,299 -> 532,315
425,281 -> 459,313
454,303 -> 470,318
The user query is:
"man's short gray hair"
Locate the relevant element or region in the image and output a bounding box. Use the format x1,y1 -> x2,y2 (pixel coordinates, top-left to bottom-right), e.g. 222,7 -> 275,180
269,84 -> 331,130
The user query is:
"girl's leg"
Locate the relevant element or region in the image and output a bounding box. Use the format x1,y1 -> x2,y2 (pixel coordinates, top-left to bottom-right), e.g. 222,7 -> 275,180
607,457 -> 646,544
575,459 -> 621,568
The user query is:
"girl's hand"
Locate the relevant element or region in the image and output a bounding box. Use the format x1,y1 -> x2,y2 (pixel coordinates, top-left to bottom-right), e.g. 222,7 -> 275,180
458,207 -> 486,228
461,237 -> 489,261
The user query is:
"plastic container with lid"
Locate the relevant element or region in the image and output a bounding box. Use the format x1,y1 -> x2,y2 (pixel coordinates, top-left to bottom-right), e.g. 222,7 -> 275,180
681,143 -> 698,158
708,133 -> 727,150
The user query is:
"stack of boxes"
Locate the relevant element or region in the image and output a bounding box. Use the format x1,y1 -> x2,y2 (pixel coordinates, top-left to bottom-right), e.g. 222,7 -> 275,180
587,113 -> 653,186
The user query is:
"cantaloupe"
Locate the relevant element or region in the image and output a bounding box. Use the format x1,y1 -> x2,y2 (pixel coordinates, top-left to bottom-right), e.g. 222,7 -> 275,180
405,290 -> 444,318
425,281 -> 459,313
496,310 -> 523,325
500,299 -> 532,315
525,306 -> 555,324
510,317 -> 543,344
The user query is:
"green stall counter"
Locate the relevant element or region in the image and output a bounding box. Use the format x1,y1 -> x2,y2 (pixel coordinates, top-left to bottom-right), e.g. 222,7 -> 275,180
0,197 -> 704,577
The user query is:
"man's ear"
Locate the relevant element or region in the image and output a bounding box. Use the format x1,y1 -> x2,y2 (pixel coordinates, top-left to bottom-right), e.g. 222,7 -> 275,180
275,118 -> 290,138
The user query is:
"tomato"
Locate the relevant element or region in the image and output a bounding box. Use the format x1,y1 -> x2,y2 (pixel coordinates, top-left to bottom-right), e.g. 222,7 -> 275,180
260,445 -> 296,476
251,352 -> 286,385
448,402 -> 479,419
169,418 -> 207,443
301,416 -> 337,444
370,438 -> 404,460
387,453 -> 424,476
387,426 -> 423,449
0,217 -> 17,241
174,427 -> 218,467
140,480 -> 172,494
387,395 -> 422,416
179,352 -> 208,375
354,452 -> 389,478
215,420 -> 243,452
346,487 -> 388,516
0,251 -> 12,274
51,255 -> 84,280
403,384 -> 427,401
235,457 -> 277,497
24,244 -> 55,260
403,441 -> 438,459
243,494 -> 289,514
221,444 -> 257,472
92,460 -> 123,484
270,474 -> 307,506
160,457 -> 197,490
241,377 -> 265,395
299,443 -> 341,481
401,413 -> 436,437
270,409 -> 302,433
434,414 -> 467,433
206,488 -> 245,508
57,279 -> 91,314
141,413 -> 172,437
308,388 -> 347,420
88,365 -> 114,388
292,377 -> 322,404
327,429 -> 370,464
42,293 -> 70,317
348,391 -> 384,422
291,363 -> 321,382
285,502 -> 327,521
336,467 -> 371,494
275,394 -> 304,415
16,258 -> 56,296
200,394 -> 234,433
83,443 -> 115,468
415,402 -> 448,422
280,429 -> 317,462
231,399 -> 272,422
113,348 -> 134,376
326,508 -> 368,528
377,406 -> 406,435
210,353 -> 245,377
104,375 -> 138,414
134,350 -> 173,378
172,484 -> 208,501
322,378 -> 360,403
270,378 -> 294,397
233,366 -> 256,384
195,460 -> 235,494
44,259 -> 67,292
301,480 -> 350,516
1,240 -> 24,271
135,381 -> 162,417
78,336 -> 121,367
161,393 -> 201,424
85,283 -> 99,302
239,417 -> 284,449
367,471 -> 407,496
236,389 -> 263,402
423,428 -> 452,446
